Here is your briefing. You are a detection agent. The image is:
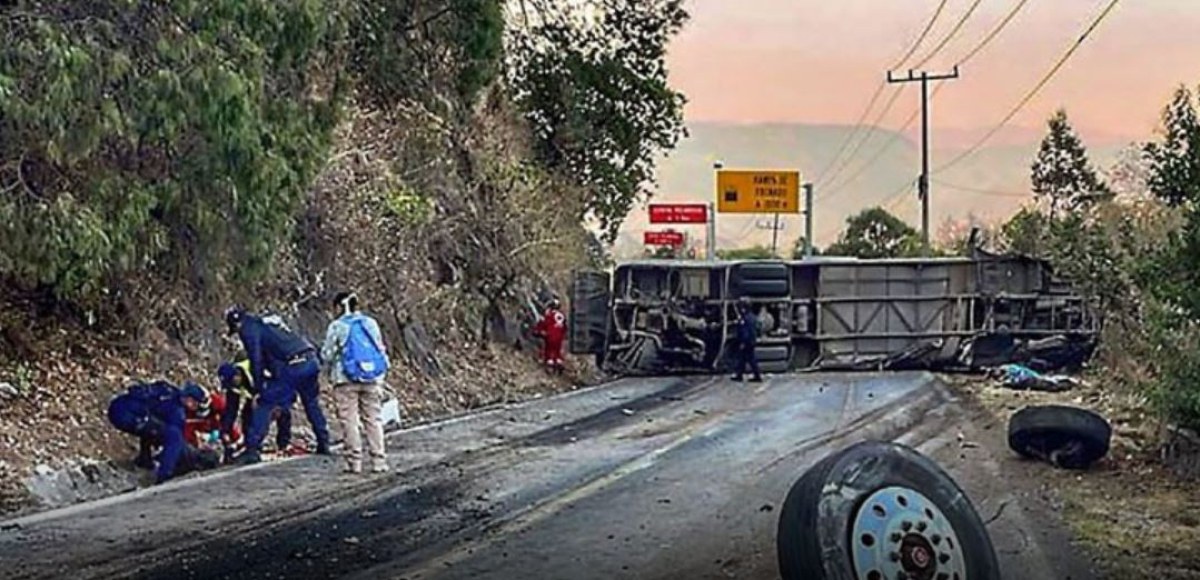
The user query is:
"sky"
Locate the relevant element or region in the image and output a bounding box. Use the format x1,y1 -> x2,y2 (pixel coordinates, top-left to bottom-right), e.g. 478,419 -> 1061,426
667,0 -> 1200,144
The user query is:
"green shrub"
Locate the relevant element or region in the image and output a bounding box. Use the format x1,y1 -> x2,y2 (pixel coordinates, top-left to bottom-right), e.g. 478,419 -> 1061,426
0,1 -> 347,301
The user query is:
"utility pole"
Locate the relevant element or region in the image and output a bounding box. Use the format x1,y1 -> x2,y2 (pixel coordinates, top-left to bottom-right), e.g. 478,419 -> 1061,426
803,183 -> 814,258
771,214 -> 781,257
709,161 -> 722,262
886,67 -> 959,255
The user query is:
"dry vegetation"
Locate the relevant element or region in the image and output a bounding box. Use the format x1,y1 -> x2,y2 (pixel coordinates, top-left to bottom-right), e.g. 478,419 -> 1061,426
948,374 -> 1200,579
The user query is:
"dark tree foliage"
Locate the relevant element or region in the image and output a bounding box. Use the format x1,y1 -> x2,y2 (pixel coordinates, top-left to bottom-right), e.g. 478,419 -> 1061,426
509,0 -> 689,243
351,0 -> 504,106
717,245 -> 776,260
1031,109 -> 1111,218
825,207 -> 922,259
0,0 -> 348,300
1144,86 -> 1200,208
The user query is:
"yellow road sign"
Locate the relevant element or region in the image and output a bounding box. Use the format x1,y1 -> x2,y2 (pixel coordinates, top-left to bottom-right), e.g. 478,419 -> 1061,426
716,170 -> 801,214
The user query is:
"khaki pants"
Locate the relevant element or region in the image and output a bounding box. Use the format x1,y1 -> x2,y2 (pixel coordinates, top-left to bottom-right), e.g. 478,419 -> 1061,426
333,382 -> 387,471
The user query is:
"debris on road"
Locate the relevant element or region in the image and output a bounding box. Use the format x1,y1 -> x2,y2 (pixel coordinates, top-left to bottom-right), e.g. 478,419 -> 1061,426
343,536 -> 361,545
990,364 -> 1078,393
1008,405 -> 1112,470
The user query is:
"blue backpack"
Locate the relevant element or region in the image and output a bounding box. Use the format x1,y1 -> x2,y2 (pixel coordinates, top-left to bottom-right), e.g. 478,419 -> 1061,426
341,315 -> 389,382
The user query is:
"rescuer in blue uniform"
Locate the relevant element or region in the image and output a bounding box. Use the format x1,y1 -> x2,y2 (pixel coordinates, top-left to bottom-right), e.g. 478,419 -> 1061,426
225,306 -> 330,464
731,297 -> 763,382
107,380 -> 214,484
217,359 -> 293,462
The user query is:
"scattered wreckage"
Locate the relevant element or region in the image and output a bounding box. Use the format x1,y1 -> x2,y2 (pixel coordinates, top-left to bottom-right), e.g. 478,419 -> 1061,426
570,249 -> 1099,376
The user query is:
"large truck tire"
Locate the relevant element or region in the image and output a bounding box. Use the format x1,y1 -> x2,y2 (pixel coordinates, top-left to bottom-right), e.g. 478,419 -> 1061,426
1008,405 -> 1111,470
777,441 -> 1000,580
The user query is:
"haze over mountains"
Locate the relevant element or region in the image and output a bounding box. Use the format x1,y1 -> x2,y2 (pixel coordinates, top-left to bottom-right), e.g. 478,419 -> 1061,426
614,122 -> 1128,257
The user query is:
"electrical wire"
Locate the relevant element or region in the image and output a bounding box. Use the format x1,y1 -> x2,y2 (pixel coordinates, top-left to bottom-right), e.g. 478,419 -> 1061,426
811,0 -> 950,187
931,177 -> 1030,197
910,0 -> 985,70
933,0 -> 1124,175
817,0 -> 985,192
817,0 -> 1033,201
816,85 -> 906,191
891,0 -> 952,71
957,0 -> 1031,67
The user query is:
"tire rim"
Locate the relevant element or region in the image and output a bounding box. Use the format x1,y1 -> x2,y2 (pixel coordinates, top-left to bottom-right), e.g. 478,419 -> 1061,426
850,486 -> 968,580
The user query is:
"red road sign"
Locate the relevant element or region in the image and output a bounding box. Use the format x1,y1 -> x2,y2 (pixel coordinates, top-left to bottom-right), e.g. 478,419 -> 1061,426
644,231 -> 686,247
649,203 -> 708,224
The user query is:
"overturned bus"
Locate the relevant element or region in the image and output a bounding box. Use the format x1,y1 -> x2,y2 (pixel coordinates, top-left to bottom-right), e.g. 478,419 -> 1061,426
568,251 -> 1099,376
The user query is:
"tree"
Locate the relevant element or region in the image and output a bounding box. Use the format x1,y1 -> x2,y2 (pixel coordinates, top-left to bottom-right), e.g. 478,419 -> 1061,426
508,0 -> 689,243
1144,86 -> 1200,207
0,1 -> 347,301
1031,109 -> 1111,219
999,207 -> 1052,257
825,207 -> 921,258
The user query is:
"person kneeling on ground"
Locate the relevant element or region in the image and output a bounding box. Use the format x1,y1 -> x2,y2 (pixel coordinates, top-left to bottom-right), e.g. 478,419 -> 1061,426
321,291 -> 391,474
106,380 -> 220,484
217,359 -> 294,462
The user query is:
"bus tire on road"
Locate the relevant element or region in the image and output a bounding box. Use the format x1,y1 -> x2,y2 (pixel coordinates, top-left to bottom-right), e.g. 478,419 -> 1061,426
777,441 -> 1000,580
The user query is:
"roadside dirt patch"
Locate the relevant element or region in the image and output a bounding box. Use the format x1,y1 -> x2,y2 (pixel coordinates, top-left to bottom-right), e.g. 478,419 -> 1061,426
944,374 -> 1200,579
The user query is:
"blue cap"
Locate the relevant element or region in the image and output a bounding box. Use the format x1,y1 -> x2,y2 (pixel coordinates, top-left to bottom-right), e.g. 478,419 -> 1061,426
181,382 -> 208,403
217,362 -> 237,386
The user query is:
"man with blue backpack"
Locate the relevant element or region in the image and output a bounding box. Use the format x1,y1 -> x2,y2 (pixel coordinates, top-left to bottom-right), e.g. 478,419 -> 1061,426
321,291 -> 391,474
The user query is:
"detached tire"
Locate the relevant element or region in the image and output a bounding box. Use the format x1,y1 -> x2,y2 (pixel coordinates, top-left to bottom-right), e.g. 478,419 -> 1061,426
777,441 -> 1000,580
1008,405 -> 1111,470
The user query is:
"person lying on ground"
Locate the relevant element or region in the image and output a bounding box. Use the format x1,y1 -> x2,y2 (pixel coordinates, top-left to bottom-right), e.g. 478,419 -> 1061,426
181,383 -> 230,451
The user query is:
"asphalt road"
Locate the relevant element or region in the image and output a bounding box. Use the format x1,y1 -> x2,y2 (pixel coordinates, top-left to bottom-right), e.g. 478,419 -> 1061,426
0,372 -> 1098,580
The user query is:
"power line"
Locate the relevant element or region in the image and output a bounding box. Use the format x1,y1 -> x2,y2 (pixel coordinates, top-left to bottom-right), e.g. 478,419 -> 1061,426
812,0 -> 951,187
957,0 -> 1031,67
821,87 -> 937,200
816,85 -> 906,190
818,0 -> 1032,200
931,178 -> 1030,197
811,84 -> 887,187
934,0 -> 1124,175
892,0 -> 951,70
911,0 -> 985,70
817,0 -> 984,193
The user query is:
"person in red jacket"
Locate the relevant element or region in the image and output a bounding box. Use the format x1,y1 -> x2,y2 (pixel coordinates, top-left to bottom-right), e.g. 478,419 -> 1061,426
533,298 -> 567,373
181,383 -> 235,450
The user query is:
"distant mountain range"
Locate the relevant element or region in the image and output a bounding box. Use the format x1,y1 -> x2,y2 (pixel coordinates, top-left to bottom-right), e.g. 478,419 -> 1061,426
613,122 -> 1129,258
